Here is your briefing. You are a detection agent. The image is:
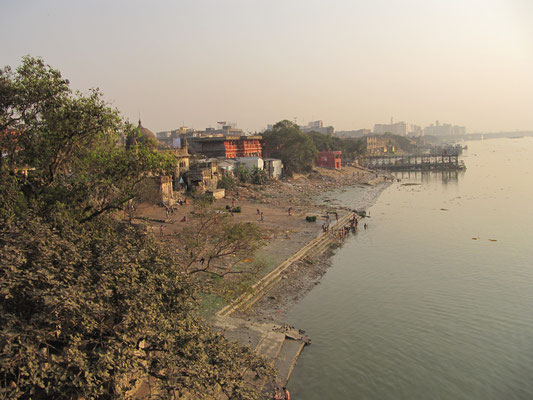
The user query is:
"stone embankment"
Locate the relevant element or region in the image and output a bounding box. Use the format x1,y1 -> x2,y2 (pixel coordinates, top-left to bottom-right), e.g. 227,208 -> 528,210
218,211 -> 354,317
212,211 -> 356,391
211,315 -> 308,394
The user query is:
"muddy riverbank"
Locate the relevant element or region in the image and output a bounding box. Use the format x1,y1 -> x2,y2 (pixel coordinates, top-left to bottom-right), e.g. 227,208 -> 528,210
233,179 -> 391,324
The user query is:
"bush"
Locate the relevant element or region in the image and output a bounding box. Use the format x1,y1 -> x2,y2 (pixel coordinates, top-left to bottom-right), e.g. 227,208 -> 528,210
218,174 -> 237,190
235,165 -> 251,183
195,193 -> 215,205
0,56 -> 275,400
251,166 -> 268,185
306,215 -> 317,222
232,206 -> 242,213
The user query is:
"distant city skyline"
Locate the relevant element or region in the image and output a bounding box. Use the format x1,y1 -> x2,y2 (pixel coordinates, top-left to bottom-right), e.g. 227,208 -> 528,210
2,0 -> 533,133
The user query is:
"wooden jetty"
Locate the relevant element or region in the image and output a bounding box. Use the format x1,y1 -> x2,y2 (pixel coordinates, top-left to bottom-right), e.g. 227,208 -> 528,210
359,154 -> 466,171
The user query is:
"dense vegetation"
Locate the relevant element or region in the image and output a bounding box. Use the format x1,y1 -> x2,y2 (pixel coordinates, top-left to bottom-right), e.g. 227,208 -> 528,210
305,131 -> 366,161
262,121 -> 367,174
262,120 -> 317,175
378,133 -> 417,153
0,57 -> 272,399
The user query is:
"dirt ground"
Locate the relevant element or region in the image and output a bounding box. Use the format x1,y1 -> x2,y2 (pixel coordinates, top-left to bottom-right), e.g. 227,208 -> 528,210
130,165 -> 387,318
135,165 -> 379,239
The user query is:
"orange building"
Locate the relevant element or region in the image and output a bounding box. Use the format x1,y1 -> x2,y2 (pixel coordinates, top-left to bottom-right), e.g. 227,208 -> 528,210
188,136 -> 262,158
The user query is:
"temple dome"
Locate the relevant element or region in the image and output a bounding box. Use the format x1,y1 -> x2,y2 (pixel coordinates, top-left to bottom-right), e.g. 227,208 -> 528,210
137,119 -> 156,141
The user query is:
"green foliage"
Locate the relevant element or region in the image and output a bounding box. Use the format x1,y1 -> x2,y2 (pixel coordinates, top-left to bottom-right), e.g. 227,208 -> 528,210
250,166 -> 267,185
305,131 -> 366,161
0,56 -> 175,223
235,164 -> 251,183
194,192 -> 216,206
0,57 -> 274,399
380,133 -> 417,153
306,215 -> 317,222
0,216 -> 273,399
218,173 -> 237,191
262,120 -> 318,175
0,169 -> 27,220
232,206 -> 242,213
234,165 -> 267,185
177,200 -> 263,277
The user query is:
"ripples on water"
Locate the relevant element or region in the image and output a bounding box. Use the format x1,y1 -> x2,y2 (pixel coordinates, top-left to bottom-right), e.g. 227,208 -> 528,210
288,138 -> 533,400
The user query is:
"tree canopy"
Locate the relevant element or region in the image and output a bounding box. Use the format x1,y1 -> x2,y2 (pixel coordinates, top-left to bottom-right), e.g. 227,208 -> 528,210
305,131 -> 366,161
177,201 -> 264,277
0,57 -> 273,399
262,120 -> 317,175
0,56 -> 176,224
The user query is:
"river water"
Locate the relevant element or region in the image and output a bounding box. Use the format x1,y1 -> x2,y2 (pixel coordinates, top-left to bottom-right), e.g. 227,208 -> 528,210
288,137 -> 533,399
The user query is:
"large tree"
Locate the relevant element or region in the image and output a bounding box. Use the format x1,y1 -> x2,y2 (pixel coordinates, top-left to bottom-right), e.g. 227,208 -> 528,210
177,200 -> 264,277
305,131 -> 366,161
0,57 -> 273,399
262,120 -> 317,175
0,56 -> 175,223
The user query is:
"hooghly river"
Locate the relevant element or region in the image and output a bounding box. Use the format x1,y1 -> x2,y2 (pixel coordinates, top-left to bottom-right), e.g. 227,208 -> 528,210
288,137 -> 533,399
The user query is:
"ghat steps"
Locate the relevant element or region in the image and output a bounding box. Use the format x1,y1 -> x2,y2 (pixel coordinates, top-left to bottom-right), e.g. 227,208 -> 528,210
212,211 -> 356,392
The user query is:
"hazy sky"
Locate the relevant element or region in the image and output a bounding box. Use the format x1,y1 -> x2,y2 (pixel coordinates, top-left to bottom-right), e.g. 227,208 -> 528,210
2,0 -> 533,133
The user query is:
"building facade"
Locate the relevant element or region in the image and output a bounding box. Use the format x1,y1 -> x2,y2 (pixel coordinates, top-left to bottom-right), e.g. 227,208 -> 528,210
373,121 -> 408,135
424,121 -> 466,136
365,136 -> 395,155
188,136 -> 262,158
316,150 -> 342,169
300,120 -> 335,136
263,158 -> 283,179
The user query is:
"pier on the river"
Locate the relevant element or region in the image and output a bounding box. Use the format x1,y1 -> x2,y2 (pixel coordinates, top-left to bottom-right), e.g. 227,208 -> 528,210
360,154 -> 466,171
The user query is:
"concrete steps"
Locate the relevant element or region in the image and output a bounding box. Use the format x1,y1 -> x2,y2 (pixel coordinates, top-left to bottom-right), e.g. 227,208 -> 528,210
211,315 -> 310,395
211,211 -> 357,397
270,339 -> 306,389
244,330 -> 286,390
255,330 -> 286,361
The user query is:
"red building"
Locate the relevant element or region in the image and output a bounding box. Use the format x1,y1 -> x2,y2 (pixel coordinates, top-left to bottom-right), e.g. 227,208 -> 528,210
316,150 -> 342,170
189,136 -> 262,158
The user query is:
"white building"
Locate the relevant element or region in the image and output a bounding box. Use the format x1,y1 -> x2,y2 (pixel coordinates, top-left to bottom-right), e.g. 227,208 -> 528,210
373,121 -> 408,135
235,157 -> 264,170
263,158 -> 283,179
300,120 -> 335,135
424,121 -> 466,136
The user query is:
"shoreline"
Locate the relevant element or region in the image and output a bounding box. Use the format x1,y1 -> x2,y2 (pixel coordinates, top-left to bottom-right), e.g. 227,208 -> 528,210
209,170 -> 392,392
140,164 -> 391,318
232,179 -> 391,323
137,165 -> 392,391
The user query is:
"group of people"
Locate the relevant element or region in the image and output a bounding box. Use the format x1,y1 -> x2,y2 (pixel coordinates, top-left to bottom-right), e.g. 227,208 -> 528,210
271,386 -> 290,400
164,198 -> 189,218
321,212 -> 369,238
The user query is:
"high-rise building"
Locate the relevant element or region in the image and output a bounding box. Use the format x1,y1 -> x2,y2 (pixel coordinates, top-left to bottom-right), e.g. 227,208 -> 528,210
424,121 -> 466,136
373,120 -> 408,135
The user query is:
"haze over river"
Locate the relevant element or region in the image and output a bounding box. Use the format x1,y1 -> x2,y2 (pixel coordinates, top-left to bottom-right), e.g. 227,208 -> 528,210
288,137 -> 533,399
